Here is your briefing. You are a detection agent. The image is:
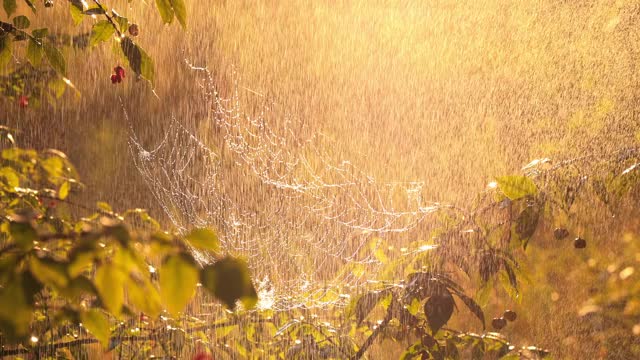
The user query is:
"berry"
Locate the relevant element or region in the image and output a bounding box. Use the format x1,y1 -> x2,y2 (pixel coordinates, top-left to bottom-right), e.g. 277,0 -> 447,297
554,228 -> 569,240
18,95 -> 28,108
503,310 -> 517,322
114,66 -> 125,79
574,237 -> 587,249
128,24 -> 139,36
491,317 -> 507,330
111,74 -> 121,84
193,352 -> 213,360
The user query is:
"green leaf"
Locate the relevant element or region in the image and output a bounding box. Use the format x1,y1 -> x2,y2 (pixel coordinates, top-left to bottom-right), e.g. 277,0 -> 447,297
41,156 -> 64,179
127,277 -> 162,318
9,221 -> 36,249
58,181 -> 70,200
0,272 -> 39,342
95,262 -> 125,315
200,257 -> 258,309
155,0 -> 175,24
0,34 -> 13,67
424,290 -> 454,335
160,254 -> 198,316
43,43 -> 67,76
62,276 -> 98,299
69,3 -> 84,25
23,0 -> 36,12
514,204 -> 540,249
97,201 -> 113,212
48,77 -> 66,98
80,309 -> 111,347
120,37 -> 154,82
29,257 -> 69,289
12,15 -> 30,29
171,0 -> 187,28
350,289 -> 391,324
496,175 -> 538,200
32,28 -> 48,38
3,0 -> 16,17
185,228 -> 219,252
84,6 -> 105,15
26,38 -> 43,66
0,166 -> 19,188
90,20 -> 115,47
111,10 -> 128,33
453,292 -> 485,329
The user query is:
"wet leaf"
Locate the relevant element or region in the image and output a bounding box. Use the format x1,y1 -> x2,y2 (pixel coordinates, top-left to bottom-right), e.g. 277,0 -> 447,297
69,2 -> 84,25
22,0 -> 35,12
59,181 -> 70,200
515,203 -> 540,249
496,175 -> 537,200
352,289 -> 391,324
81,309 -> 110,347
0,271 -> 40,342
171,0 -> 187,28
127,277 -> 162,318
3,0 -> 16,17
43,43 -> 66,76
120,37 -> 154,82
95,262 -> 125,315
160,253 -> 198,316
26,38 -> 43,66
155,0 -> 175,24
84,6 -> 105,15
29,256 -> 69,289
111,11 -> 128,32
12,15 -> 30,29
200,256 -> 257,309
185,227 -> 219,252
0,34 -> 12,67
453,292 -> 485,329
90,20 -> 115,47
9,220 -> 36,249
32,28 -> 48,38
424,289 -> 454,334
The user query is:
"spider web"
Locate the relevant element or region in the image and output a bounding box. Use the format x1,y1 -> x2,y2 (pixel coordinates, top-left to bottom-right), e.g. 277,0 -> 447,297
127,66 -> 440,309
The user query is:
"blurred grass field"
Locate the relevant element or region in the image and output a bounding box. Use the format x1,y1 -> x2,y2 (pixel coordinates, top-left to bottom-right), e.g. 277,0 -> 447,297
4,0 -> 639,207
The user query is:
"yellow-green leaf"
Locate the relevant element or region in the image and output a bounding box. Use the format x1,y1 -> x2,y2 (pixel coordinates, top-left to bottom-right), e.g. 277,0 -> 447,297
26,38 -> 44,66
95,263 -> 125,315
29,257 -> 69,289
185,228 -> 219,252
9,221 -> 36,249
81,309 -> 110,347
59,181 -> 70,200
200,257 -> 257,309
155,0 -> 175,24
69,3 -> 84,25
127,277 -> 162,318
97,201 -> 112,212
120,37 -> 155,82
43,43 -> 67,76
160,254 -> 198,316
90,20 -> 115,47
496,175 -> 538,200
171,0 -> 187,28
3,0 -> 16,17
12,15 -> 30,29
0,166 -> 20,188
0,35 -> 12,67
